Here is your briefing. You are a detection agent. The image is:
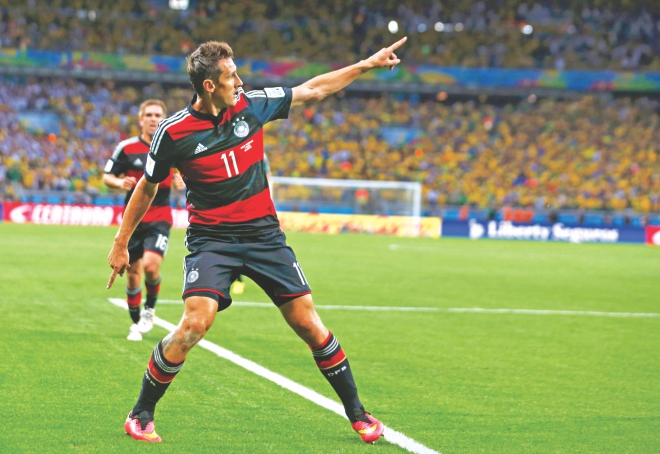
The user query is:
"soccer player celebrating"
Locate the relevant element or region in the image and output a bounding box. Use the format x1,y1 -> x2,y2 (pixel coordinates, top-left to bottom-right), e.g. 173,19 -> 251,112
103,100 -> 185,341
107,37 -> 407,443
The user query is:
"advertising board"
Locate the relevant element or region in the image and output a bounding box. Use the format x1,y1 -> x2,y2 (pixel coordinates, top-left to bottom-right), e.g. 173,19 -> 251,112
442,220 -> 646,244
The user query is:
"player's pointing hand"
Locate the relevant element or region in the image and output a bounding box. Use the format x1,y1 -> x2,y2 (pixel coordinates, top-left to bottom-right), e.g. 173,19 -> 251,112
365,37 -> 407,71
107,242 -> 130,289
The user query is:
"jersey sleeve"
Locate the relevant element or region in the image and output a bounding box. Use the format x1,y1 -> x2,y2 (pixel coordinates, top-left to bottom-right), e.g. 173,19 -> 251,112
144,129 -> 176,184
243,87 -> 292,125
104,144 -> 129,176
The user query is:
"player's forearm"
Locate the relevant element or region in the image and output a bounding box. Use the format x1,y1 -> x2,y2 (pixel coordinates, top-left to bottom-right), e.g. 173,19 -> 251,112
102,174 -> 124,189
113,177 -> 158,246
298,60 -> 371,104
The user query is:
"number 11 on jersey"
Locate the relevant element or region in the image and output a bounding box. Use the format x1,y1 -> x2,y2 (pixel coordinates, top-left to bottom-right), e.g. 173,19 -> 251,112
221,150 -> 239,177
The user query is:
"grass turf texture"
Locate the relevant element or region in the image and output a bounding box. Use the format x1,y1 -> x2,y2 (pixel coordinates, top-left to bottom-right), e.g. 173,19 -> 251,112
0,223 -> 658,453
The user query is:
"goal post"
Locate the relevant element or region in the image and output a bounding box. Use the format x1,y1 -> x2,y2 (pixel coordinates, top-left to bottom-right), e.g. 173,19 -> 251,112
271,176 -> 423,236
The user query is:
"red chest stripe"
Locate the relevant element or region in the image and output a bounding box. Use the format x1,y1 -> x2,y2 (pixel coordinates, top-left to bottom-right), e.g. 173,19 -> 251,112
126,170 -> 173,189
141,205 -> 173,224
188,188 -> 275,225
179,130 -> 264,183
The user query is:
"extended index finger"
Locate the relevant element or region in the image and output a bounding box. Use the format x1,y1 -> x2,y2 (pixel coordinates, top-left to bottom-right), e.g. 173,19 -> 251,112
107,268 -> 119,289
387,36 -> 408,52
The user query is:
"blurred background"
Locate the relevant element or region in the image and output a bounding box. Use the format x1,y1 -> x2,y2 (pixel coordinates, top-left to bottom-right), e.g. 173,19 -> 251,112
2,0 -> 660,229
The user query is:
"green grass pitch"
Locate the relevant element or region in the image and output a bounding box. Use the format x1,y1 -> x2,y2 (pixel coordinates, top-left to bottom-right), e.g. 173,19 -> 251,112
0,223 -> 658,453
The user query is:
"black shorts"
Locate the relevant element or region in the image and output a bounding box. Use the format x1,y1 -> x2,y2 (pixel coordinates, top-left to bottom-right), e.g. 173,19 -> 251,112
182,229 -> 312,311
128,221 -> 171,263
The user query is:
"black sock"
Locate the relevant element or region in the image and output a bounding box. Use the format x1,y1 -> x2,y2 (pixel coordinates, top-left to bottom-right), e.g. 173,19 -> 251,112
132,341 -> 184,415
310,332 -> 368,423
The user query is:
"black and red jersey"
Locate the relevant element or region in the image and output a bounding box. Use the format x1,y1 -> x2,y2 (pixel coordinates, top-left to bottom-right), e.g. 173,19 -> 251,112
104,135 -> 174,225
144,87 -> 292,237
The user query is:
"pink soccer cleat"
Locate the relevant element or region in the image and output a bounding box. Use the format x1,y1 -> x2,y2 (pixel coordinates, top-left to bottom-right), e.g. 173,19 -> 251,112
351,412 -> 384,444
124,411 -> 162,443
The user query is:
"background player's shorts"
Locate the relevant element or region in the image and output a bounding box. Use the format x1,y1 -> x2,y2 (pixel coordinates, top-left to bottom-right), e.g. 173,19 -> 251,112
183,229 -> 312,311
128,221 -> 171,263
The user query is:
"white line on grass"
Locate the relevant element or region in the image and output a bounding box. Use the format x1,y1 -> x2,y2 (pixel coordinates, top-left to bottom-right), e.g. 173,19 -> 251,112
108,298 -> 440,454
154,299 -> 660,318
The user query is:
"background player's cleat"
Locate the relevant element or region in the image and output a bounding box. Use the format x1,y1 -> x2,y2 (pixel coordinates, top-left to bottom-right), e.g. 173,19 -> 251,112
230,280 -> 245,295
124,411 -> 162,443
136,308 -> 155,333
127,324 -> 142,341
351,412 -> 384,444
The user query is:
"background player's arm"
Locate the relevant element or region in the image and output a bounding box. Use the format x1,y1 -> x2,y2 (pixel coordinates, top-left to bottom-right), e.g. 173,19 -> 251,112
291,37 -> 406,107
102,173 -> 137,191
172,171 -> 186,190
107,177 -> 158,288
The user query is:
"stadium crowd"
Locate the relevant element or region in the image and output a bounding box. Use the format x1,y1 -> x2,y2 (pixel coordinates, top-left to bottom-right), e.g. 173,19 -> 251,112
1,0 -> 660,70
1,77 -> 659,216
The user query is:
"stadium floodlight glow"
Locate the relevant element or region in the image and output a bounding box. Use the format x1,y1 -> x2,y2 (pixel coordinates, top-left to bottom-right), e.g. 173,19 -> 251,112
434,22 -> 445,32
388,20 -> 399,34
417,23 -> 427,33
169,0 -> 189,10
454,22 -> 464,31
522,24 -> 533,35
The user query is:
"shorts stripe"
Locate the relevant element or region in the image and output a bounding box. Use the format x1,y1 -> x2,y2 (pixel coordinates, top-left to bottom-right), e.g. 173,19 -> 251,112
183,288 -> 226,298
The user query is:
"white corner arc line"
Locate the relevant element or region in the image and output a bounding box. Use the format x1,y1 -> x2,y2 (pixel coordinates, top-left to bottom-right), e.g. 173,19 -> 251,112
154,300 -> 660,318
108,298 -> 440,454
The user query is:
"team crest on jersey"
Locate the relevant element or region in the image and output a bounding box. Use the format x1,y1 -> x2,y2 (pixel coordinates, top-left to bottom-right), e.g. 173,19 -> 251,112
187,268 -> 199,283
233,119 -> 250,138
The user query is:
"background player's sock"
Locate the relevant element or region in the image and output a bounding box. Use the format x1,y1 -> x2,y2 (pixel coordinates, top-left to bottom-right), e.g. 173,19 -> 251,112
126,285 -> 142,324
309,332 -> 369,423
145,275 -> 162,310
132,340 -> 185,415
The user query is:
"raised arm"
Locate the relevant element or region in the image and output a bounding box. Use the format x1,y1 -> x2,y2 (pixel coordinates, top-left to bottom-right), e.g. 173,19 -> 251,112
107,176 -> 159,288
291,37 -> 407,108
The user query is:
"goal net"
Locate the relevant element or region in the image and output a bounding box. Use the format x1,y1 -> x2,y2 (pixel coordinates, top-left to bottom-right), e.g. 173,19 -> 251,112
271,176 -> 423,236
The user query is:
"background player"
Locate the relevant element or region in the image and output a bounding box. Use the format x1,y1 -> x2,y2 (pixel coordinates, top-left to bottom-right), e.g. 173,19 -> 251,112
103,99 -> 185,341
107,38 -> 406,443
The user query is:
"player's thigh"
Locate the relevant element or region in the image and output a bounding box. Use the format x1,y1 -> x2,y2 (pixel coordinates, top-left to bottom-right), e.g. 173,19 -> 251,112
243,231 -> 311,307
182,244 -> 242,312
142,222 -> 172,258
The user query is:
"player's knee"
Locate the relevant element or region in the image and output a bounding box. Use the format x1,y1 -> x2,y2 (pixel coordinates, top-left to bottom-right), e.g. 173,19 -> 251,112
143,261 -> 160,278
183,315 -> 212,338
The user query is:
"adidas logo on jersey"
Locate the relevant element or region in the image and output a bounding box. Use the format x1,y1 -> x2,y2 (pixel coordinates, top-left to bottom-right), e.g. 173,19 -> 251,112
194,143 -> 208,154
133,158 -> 143,166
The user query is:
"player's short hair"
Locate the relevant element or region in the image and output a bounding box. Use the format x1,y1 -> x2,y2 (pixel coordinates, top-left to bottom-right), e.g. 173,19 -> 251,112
187,41 -> 234,96
138,99 -> 166,118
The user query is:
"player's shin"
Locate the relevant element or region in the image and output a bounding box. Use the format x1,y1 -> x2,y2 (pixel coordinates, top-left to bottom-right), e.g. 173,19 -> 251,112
132,340 -> 185,416
309,332 -> 368,423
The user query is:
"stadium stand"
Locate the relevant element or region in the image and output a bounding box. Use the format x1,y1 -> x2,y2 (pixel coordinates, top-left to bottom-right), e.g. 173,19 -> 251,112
0,76 -> 659,226
1,0 -> 660,70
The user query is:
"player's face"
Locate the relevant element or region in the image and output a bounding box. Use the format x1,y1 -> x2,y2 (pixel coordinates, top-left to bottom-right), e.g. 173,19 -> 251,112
211,58 -> 243,108
139,105 -> 165,138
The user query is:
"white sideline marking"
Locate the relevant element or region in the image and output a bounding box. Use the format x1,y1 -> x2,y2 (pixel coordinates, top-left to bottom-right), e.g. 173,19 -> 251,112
154,299 -> 660,318
108,298 -> 440,454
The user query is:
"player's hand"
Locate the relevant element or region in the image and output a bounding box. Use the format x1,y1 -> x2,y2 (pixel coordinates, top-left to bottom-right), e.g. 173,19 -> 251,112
172,173 -> 186,191
107,243 -> 130,289
121,176 -> 138,190
365,37 -> 407,71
